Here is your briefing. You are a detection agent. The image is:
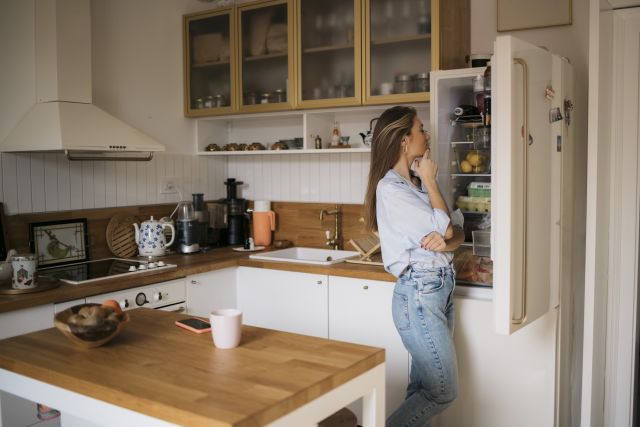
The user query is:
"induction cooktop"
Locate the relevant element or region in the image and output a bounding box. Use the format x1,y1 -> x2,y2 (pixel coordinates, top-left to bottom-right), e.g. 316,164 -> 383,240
38,258 -> 177,285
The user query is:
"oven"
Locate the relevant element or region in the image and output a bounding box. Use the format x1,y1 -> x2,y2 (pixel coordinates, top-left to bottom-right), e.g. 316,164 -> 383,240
85,279 -> 186,313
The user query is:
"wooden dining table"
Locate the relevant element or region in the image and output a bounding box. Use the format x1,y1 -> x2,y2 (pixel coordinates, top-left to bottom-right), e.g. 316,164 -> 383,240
0,308 -> 386,426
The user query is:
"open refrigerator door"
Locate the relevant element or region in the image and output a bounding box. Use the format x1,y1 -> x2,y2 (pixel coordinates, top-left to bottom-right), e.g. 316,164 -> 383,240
431,35 -> 571,335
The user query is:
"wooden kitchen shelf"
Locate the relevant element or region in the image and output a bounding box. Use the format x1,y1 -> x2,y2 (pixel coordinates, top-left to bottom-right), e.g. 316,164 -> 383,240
198,147 -> 371,156
302,44 -> 354,54
370,33 -> 431,46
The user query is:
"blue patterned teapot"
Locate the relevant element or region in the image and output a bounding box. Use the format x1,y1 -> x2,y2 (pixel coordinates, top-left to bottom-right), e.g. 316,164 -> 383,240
133,216 -> 175,257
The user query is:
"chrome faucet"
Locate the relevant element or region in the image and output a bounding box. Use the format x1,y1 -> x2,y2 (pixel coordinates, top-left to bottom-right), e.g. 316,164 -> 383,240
320,204 -> 341,250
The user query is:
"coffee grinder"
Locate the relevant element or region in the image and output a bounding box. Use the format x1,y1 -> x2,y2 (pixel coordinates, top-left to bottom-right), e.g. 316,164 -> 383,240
222,178 -> 247,246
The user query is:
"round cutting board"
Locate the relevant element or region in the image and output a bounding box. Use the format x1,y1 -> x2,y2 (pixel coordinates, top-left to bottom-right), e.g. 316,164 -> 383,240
106,214 -> 138,258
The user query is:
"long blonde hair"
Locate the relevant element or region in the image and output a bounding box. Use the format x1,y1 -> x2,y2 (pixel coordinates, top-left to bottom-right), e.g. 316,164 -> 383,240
364,106 -> 416,231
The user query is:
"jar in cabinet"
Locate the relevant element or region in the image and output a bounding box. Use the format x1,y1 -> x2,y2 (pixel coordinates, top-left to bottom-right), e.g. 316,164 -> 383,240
204,95 -> 214,109
214,94 -> 225,107
260,93 -> 272,104
413,72 -> 429,92
193,98 -> 204,109
273,89 -> 285,103
244,92 -> 257,105
394,74 -> 411,94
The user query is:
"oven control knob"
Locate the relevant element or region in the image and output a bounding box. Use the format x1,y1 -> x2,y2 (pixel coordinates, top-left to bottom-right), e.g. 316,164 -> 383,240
128,266 -> 137,272
138,264 -> 147,270
119,299 -> 129,309
157,261 -> 166,267
153,292 -> 163,302
148,262 -> 157,269
135,292 -> 148,306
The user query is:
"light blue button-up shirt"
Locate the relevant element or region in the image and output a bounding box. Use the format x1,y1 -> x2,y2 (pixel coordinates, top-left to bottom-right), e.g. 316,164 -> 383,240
376,169 -> 459,277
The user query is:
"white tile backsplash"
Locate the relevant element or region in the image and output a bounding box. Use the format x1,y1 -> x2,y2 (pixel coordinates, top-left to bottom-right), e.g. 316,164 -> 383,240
0,152 -> 368,215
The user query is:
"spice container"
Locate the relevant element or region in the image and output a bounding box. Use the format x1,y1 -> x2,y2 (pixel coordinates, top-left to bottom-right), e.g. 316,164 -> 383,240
214,94 -> 225,107
413,72 -> 429,92
245,92 -> 257,105
394,74 -> 411,94
193,98 -> 204,109
204,96 -> 214,109
273,89 -> 285,103
260,92 -> 272,104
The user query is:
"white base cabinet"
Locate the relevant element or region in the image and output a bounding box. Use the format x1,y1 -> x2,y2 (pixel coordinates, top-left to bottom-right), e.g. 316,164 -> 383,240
433,297 -> 557,427
237,267 -> 328,338
328,276 -> 409,418
186,268 -> 237,317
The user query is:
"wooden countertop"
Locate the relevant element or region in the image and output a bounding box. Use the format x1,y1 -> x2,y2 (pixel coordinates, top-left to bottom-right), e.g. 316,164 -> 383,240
0,308 -> 385,426
0,247 -> 395,314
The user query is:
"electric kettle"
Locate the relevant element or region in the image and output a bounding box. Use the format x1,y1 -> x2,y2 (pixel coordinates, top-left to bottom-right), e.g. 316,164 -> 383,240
133,216 -> 175,257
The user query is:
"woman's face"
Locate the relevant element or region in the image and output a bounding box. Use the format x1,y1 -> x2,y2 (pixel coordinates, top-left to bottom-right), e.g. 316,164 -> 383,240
405,116 -> 430,158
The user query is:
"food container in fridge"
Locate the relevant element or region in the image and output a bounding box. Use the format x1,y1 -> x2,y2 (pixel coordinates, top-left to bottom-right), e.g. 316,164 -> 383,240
455,148 -> 490,174
468,182 -> 491,197
472,230 -> 491,257
456,196 -> 491,212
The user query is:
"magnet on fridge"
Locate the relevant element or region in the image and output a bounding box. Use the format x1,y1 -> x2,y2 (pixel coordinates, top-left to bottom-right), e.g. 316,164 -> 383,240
545,86 -> 556,100
549,107 -> 563,123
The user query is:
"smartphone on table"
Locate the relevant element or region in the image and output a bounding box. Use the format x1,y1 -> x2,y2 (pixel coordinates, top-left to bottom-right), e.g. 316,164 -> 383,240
175,317 -> 211,334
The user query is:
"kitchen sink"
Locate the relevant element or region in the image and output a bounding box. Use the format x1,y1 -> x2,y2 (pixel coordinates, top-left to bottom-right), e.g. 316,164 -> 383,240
249,247 -> 359,266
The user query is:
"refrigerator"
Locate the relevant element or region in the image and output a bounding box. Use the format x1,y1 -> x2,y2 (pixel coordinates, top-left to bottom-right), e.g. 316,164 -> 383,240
430,35 -> 575,426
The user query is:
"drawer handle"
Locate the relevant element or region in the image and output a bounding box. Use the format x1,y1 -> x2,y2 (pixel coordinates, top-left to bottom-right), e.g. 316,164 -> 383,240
363,285 -> 369,290
190,280 -> 199,285
316,280 -> 322,285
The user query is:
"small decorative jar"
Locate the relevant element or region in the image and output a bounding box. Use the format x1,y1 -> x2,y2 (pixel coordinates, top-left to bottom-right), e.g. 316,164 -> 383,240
260,93 -> 272,104
193,98 -> 204,109
204,95 -> 214,109
394,74 -> 411,94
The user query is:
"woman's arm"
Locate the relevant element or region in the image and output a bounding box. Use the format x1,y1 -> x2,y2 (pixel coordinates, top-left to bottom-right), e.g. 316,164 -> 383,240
417,154 -> 454,239
420,226 -> 465,252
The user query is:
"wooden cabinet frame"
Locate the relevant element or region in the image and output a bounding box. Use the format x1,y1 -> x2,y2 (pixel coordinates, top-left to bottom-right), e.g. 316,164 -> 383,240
183,7 -> 237,117
236,0 -> 296,113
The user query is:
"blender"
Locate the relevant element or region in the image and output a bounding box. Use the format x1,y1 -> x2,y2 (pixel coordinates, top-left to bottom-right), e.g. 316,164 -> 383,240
175,201 -> 200,253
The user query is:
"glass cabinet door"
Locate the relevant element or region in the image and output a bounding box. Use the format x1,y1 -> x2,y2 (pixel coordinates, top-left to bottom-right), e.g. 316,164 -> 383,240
184,8 -> 236,117
296,0 -> 361,108
238,0 -> 294,112
364,0 -> 434,104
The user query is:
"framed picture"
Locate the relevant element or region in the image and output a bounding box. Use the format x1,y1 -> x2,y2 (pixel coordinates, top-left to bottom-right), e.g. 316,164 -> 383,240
29,219 -> 89,267
497,0 -> 572,32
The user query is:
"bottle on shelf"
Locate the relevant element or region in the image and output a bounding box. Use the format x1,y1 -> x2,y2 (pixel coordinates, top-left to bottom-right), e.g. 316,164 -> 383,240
483,62 -> 492,127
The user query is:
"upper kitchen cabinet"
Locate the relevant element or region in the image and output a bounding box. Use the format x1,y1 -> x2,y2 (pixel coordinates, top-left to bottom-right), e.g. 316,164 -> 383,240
183,7 -> 236,117
295,0 -> 362,108
237,0 -> 295,112
363,0 -> 469,105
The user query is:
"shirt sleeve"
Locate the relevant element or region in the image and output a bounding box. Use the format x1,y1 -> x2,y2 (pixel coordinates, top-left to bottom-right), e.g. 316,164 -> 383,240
377,181 -> 450,249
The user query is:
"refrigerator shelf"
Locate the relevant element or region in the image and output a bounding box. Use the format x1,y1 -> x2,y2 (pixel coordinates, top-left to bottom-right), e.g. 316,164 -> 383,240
451,173 -> 491,178
455,279 -> 492,288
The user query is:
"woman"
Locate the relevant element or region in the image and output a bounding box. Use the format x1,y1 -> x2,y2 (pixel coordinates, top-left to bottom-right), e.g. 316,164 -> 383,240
364,106 -> 464,426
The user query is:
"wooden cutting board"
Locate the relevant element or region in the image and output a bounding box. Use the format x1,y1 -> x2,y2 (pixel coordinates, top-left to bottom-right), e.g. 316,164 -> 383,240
106,214 -> 138,258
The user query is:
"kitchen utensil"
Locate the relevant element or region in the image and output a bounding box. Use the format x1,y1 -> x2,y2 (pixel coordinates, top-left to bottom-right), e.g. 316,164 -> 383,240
133,216 -> 175,257
176,201 -> 200,253
106,214 -> 139,258
221,178 -> 247,246
54,303 -> 129,349
11,254 -> 37,289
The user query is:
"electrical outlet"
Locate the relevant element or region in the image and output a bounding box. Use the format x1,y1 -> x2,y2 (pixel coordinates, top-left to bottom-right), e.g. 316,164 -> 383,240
160,178 -> 178,194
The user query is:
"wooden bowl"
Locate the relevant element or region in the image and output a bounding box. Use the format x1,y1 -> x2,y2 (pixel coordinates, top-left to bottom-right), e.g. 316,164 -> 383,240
54,304 -> 129,349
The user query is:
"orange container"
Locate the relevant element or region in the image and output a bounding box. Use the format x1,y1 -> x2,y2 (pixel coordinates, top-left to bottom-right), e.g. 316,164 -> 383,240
252,211 -> 276,246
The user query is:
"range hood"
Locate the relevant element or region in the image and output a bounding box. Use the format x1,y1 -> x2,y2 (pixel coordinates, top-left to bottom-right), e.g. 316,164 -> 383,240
1,0 -> 165,160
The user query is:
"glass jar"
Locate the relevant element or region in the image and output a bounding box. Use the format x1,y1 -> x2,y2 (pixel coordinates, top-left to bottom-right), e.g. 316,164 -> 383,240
273,89 -> 285,103
214,94 -> 225,107
194,98 -> 204,109
394,74 -> 411,94
244,92 -> 257,105
204,95 -> 214,109
260,92 -> 272,104
413,72 -> 429,92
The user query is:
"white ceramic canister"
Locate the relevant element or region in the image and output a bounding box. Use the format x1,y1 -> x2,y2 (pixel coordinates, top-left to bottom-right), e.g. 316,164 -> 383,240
11,254 -> 37,289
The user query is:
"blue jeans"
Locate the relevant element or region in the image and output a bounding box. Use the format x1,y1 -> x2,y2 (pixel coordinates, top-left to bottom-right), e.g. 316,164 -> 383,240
387,265 -> 458,427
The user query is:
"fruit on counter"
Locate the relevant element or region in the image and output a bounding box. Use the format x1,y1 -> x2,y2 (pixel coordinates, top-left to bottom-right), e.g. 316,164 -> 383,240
67,305 -> 119,327
102,299 -> 123,315
460,160 -> 473,173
